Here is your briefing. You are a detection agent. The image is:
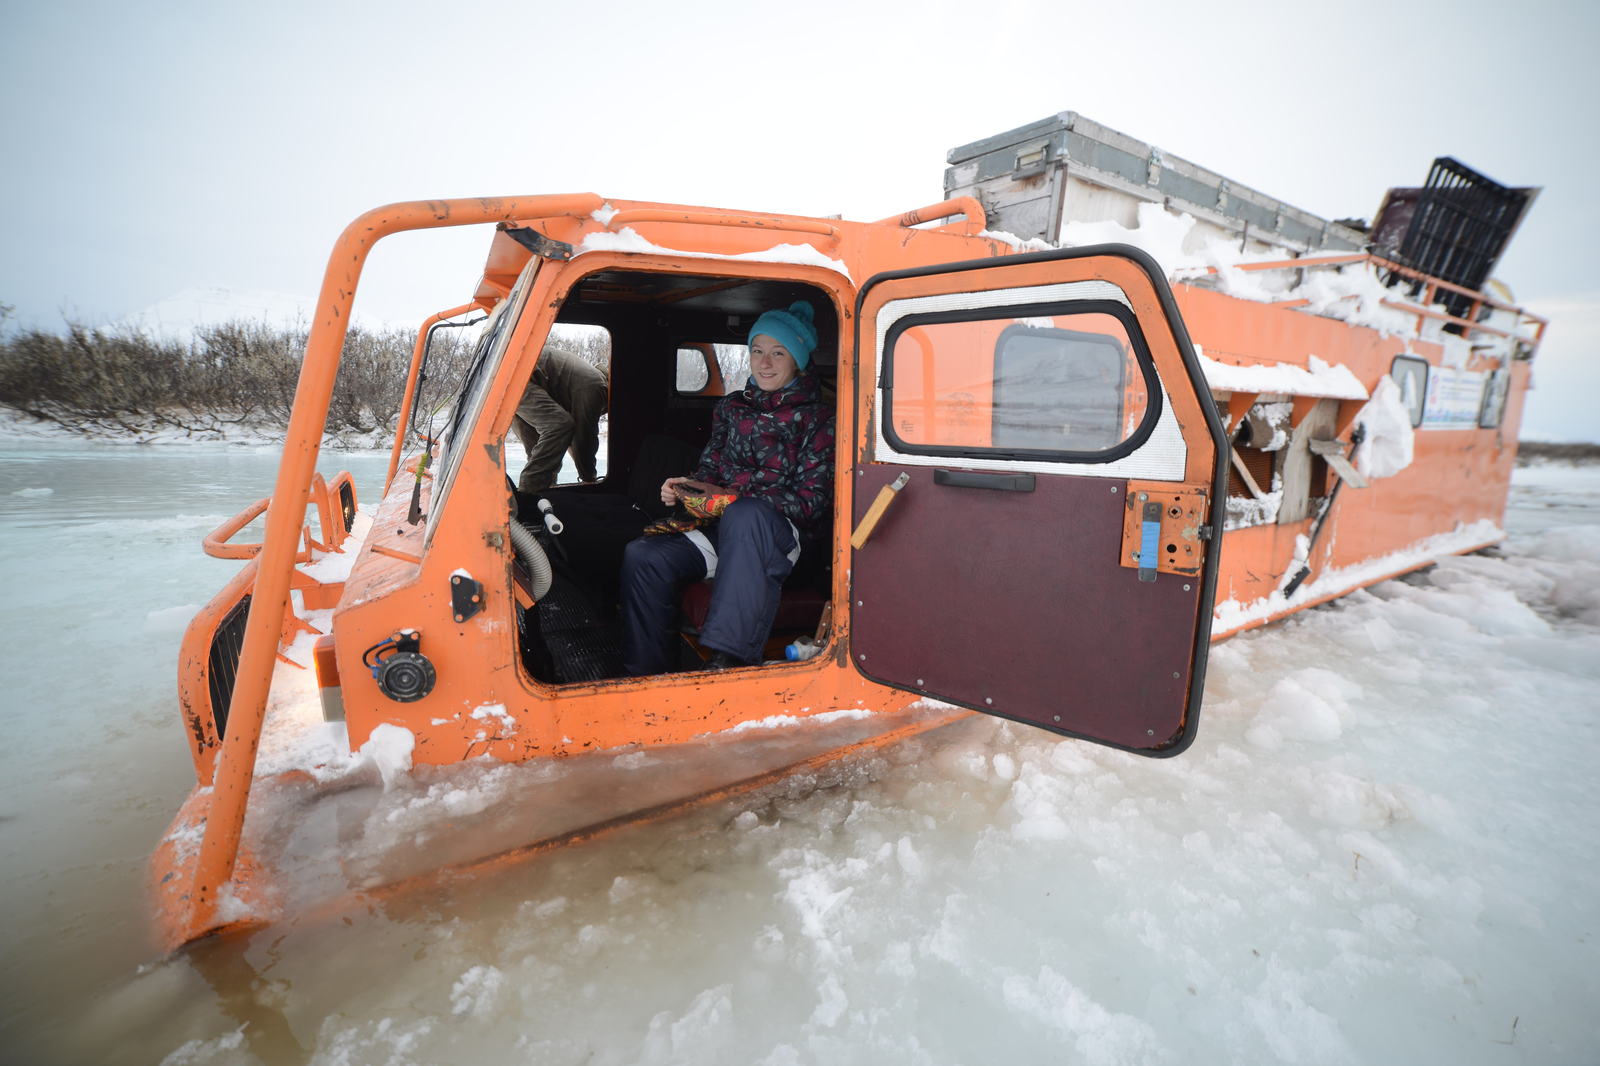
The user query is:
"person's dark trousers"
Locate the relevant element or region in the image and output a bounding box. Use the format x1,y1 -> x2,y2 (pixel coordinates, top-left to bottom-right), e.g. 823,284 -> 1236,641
620,533 -> 707,676
619,498 -> 799,675
698,498 -> 799,665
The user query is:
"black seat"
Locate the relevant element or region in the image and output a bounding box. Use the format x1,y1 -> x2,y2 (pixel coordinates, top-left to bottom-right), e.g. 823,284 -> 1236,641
519,434 -> 703,606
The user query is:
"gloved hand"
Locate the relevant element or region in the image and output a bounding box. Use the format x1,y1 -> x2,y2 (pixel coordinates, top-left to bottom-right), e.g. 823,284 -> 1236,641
679,493 -> 737,521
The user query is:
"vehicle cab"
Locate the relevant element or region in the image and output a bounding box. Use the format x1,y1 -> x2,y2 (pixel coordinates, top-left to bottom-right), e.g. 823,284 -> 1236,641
318,196 -> 1227,765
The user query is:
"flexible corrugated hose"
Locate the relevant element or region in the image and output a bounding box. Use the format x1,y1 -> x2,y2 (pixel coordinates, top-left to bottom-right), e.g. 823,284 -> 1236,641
508,519 -> 554,600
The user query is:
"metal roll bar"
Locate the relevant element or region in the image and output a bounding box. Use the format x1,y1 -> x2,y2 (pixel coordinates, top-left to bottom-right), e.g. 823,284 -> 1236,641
187,194 -> 605,941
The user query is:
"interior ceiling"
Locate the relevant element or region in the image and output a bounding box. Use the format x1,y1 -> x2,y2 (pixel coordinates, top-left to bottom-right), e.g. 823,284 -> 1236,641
565,270 -> 826,319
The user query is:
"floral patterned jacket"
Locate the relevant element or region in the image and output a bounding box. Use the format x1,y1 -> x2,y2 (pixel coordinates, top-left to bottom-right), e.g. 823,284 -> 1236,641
692,371 -> 835,538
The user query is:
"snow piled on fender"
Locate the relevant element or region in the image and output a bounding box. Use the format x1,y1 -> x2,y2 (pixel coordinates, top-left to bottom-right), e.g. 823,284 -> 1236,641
1354,375 -> 1416,479
355,723 -> 415,791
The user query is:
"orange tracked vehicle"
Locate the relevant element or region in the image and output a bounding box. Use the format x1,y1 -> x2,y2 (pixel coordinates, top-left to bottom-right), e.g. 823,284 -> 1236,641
152,113 -> 1544,951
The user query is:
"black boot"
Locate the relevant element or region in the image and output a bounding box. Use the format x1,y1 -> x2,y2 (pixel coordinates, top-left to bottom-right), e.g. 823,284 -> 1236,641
705,650 -> 747,671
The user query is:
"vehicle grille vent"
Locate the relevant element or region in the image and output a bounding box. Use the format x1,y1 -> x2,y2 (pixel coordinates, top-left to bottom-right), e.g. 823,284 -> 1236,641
207,594 -> 252,740
338,481 -> 356,532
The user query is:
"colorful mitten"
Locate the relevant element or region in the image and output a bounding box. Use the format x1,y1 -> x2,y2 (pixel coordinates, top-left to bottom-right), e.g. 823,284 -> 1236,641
680,493 -> 737,521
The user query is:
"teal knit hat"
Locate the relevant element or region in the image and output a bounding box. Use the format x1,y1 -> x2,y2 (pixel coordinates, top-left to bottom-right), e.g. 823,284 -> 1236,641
748,301 -> 818,369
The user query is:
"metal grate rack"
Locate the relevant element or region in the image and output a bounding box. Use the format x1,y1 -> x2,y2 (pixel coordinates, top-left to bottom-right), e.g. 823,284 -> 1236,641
1378,158 -> 1536,321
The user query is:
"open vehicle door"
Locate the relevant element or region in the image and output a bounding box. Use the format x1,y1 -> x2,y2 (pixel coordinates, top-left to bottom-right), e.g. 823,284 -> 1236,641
850,246 -> 1226,755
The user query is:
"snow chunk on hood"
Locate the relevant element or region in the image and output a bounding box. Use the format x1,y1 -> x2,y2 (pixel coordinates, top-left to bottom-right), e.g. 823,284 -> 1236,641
356,723 -> 415,791
1200,351 -> 1368,400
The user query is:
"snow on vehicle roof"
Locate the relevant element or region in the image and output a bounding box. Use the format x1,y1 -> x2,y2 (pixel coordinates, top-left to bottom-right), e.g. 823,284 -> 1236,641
575,226 -> 853,281
1198,351 -> 1369,400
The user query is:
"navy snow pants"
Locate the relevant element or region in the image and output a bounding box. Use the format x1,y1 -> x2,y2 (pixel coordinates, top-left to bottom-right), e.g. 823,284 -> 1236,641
620,497 -> 801,675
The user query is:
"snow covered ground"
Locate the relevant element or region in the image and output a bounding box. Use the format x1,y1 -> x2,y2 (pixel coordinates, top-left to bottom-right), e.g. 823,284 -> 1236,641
1,447 -> 1597,1065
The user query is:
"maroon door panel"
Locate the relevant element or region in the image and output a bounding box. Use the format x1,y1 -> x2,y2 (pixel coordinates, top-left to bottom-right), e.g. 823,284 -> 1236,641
849,247 -> 1225,756
850,464 -> 1203,750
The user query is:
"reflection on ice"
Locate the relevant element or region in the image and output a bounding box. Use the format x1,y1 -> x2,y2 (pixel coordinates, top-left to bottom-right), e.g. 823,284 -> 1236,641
205,703 -> 967,934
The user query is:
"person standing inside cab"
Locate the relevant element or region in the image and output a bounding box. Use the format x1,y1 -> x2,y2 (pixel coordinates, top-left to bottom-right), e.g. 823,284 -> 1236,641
513,345 -> 609,494
621,301 -> 834,674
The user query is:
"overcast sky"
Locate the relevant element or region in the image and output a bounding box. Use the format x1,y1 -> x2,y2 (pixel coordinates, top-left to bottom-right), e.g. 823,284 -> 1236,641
3,0 -> 1596,439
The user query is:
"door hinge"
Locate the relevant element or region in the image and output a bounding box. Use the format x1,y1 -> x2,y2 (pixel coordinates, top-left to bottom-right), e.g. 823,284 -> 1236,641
499,223 -> 574,261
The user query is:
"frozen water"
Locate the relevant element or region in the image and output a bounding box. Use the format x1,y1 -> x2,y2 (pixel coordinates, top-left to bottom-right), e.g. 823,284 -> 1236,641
1,444 -> 1598,1064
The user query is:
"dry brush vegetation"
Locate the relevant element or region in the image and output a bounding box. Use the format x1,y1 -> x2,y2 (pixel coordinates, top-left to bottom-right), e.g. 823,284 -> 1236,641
0,315 -> 473,439
0,311 -> 607,443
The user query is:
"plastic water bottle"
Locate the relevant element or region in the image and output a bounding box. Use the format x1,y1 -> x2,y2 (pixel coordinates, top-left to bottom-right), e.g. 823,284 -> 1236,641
785,639 -> 821,662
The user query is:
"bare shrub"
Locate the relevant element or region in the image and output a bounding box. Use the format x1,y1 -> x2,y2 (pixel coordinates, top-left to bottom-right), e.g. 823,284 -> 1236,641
550,323 -> 611,372
1517,441 -> 1600,464
0,315 -> 434,438
329,325 -> 407,433
193,320 -> 305,422
0,323 -> 191,425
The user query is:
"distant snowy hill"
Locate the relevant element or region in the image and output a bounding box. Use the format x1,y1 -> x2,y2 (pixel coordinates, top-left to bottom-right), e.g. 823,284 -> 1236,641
114,286 -> 401,340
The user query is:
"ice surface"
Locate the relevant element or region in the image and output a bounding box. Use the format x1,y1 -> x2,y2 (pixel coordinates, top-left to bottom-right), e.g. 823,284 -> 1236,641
4,448 -> 1599,1065
143,603 -> 200,634
135,490 -> 1597,1063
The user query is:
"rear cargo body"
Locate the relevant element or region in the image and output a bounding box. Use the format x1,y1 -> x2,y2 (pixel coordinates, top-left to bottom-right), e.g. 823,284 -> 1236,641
945,111 -> 1369,259
947,111 -> 1541,635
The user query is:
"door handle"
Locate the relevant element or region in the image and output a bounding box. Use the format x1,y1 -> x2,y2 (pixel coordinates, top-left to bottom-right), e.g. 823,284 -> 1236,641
851,472 -> 911,549
933,469 -> 1035,492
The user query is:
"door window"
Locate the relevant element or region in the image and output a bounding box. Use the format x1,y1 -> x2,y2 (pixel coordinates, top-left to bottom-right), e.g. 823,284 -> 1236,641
426,260 -> 537,545
874,281 -> 1186,482
1390,355 -> 1429,428
886,308 -> 1153,457
1479,367 -> 1510,429
675,347 -> 712,393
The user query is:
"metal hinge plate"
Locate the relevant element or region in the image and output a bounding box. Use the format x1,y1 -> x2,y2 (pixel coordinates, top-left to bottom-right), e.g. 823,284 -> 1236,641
1119,481 -> 1211,578
499,223 -> 574,261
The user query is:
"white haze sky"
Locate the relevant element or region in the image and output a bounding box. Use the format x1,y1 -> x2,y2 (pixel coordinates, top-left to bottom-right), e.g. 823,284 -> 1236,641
2,0 -> 1597,440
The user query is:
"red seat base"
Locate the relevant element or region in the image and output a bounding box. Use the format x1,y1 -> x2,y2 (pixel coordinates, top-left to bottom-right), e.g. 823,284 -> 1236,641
679,580 -> 829,633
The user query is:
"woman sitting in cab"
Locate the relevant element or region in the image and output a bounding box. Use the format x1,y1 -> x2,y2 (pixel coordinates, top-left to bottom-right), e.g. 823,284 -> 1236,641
621,301 -> 834,674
